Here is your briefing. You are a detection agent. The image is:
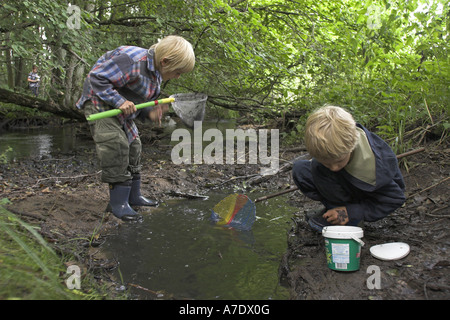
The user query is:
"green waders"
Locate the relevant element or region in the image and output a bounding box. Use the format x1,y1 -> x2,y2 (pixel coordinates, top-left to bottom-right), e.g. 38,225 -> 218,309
83,102 -> 157,220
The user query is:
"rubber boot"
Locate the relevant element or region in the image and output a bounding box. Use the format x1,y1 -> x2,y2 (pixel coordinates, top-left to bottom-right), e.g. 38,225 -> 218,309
106,182 -> 139,221
129,174 -> 158,207
305,206 -> 327,220
305,207 -> 330,233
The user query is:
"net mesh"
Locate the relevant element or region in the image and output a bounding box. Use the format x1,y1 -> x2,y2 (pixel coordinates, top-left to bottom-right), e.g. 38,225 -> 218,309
211,194 -> 256,231
170,93 -> 207,128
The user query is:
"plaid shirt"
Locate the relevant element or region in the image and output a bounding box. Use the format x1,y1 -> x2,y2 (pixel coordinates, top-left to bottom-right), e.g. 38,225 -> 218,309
28,72 -> 40,87
76,46 -> 162,143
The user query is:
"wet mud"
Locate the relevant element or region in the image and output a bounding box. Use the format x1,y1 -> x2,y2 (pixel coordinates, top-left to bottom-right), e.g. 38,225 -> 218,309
0,124 -> 448,300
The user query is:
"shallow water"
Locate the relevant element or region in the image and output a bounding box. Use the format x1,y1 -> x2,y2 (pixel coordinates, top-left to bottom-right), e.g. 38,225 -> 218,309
1,121 -> 297,300
0,126 -> 90,162
104,192 -> 297,300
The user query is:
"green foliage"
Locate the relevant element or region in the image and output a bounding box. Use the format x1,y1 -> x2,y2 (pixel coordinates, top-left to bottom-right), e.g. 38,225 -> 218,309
0,146 -> 13,164
1,0 -> 93,88
0,202 -> 74,299
0,201 -> 120,300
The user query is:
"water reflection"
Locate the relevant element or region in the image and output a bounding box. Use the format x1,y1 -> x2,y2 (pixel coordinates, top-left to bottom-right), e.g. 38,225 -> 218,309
0,119 -> 237,162
105,193 -> 295,300
0,126 -> 89,162
34,134 -> 52,157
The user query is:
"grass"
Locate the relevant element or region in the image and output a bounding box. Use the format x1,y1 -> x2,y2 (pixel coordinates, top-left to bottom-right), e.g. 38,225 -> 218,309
0,199 -> 120,300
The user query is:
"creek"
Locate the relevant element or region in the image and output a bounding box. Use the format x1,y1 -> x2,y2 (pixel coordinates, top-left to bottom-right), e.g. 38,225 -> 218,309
106,120 -> 294,299
1,120 -> 296,300
0,125 -> 91,162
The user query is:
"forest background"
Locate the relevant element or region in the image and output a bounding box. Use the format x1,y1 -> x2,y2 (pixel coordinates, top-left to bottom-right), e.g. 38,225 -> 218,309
0,0 -> 449,300
0,0 -> 448,152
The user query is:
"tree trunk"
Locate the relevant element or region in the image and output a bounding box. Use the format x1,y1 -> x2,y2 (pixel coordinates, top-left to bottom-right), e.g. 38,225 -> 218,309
64,52 -> 76,108
5,32 -> 14,89
14,56 -> 24,89
0,87 -> 84,120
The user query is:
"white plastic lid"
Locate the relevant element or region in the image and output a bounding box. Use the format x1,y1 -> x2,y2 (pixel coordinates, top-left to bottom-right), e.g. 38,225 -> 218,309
370,242 -> 410,261
322,226 -> 364,239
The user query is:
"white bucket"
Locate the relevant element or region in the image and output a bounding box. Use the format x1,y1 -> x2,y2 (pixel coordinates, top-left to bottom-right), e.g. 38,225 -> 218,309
322,226 -> 365,271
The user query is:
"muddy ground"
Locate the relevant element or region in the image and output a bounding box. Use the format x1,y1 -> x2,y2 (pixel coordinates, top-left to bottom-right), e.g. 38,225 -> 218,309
0,123 -> 448,300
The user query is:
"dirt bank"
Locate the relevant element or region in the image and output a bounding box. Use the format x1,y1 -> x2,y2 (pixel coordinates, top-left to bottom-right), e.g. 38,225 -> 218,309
0,124 -> 448,300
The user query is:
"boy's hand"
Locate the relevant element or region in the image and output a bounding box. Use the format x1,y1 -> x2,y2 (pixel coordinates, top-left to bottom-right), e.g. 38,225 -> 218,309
149,104 -> 169,126
323,206 -> 349,225
119,100 -> 136,116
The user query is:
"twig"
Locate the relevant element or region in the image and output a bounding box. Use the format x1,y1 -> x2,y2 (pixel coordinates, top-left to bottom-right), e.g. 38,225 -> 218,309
281,146 -> 307,153
217,173 -> 259,186
127,283 -> 160,295
32,170 -> 102,187
169,190 -> 209,200
396,147 -> 425,159
408,176 -> 450,199
254,187 -> 299,203
425,205 -> 450,218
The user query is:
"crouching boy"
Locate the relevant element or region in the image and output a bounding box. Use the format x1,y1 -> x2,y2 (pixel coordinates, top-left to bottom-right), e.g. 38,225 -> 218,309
292,105 -> 406,232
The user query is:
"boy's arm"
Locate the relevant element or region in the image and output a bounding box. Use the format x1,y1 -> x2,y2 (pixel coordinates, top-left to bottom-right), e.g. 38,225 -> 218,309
345,180 -> 406,223
88,53 -> 133,108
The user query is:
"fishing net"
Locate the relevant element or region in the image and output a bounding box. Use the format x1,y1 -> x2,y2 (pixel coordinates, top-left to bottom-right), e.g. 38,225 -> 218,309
170,93 -> 207,128
211,194 -> 256,231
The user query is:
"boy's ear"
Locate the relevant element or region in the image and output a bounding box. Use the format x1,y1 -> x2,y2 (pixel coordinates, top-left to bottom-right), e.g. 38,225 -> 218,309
160,58 -> 169,67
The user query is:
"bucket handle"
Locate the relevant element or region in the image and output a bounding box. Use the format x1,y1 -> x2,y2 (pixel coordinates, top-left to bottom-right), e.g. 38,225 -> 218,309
351,235 -> 365,247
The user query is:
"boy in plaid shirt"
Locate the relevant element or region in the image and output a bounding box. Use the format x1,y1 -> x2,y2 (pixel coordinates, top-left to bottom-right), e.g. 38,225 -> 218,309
77,36 -> 195,220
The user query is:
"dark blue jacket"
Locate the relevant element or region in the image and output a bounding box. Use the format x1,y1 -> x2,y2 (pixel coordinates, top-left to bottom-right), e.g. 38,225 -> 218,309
341,124 -> 405,222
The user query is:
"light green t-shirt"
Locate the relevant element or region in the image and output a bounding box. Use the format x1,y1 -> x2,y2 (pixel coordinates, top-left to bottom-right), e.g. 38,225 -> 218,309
344,127 -> 376,186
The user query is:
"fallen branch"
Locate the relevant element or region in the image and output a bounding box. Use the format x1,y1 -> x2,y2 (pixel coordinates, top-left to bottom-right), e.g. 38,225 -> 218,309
396,147 -> 426,159
169,190 -> 209,200
254,186 -> 299,203
0,87 -> 84,120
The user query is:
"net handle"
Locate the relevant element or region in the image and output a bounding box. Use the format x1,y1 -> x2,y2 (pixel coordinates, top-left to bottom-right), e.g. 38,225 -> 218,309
86,97 -> 175,121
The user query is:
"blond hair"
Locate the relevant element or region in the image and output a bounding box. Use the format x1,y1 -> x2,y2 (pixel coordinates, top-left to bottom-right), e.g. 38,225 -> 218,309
305,105 -> 359,160
150,35 -> 195,73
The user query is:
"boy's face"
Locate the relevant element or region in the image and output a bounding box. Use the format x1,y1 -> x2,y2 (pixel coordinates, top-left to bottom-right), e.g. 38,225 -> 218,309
160,58 -> 183,81
161,69 -> 182,81
317,153 -> 351,172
